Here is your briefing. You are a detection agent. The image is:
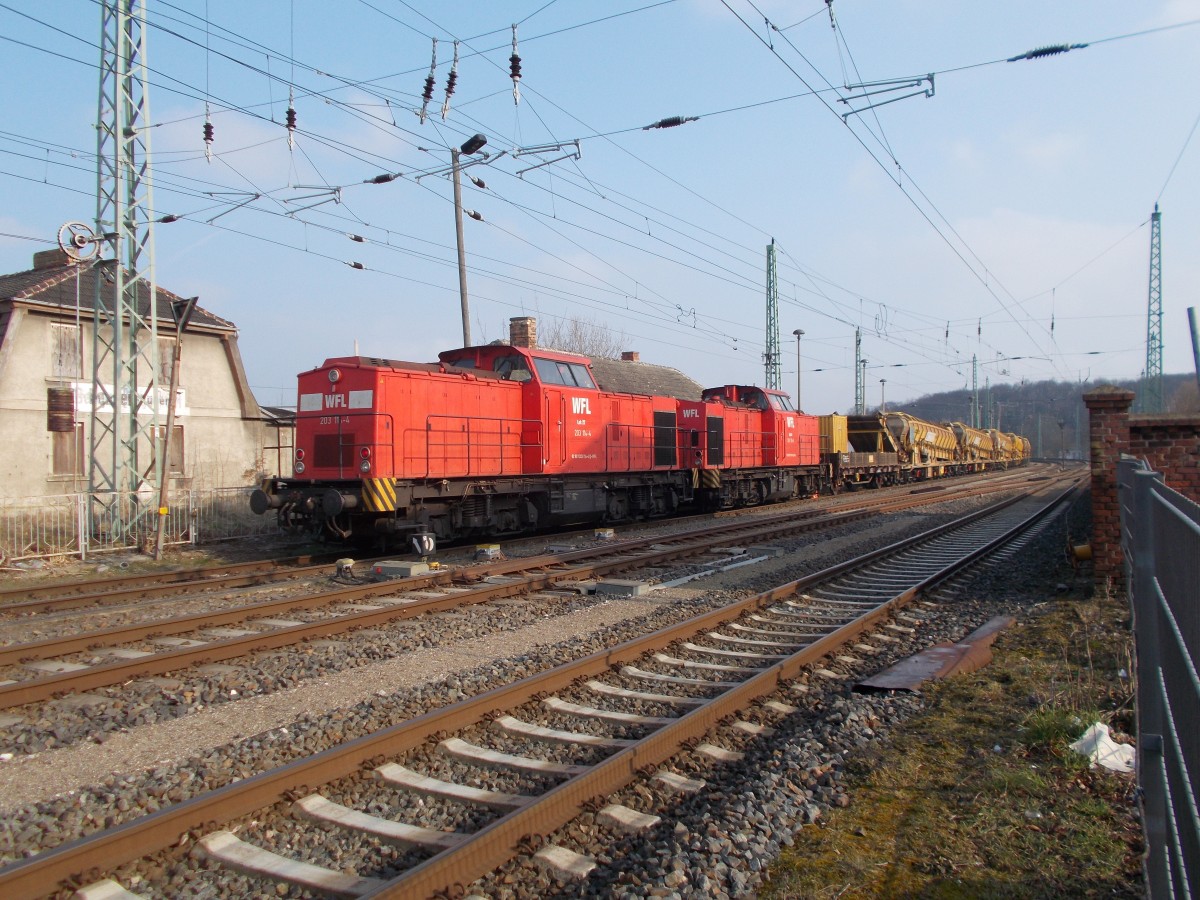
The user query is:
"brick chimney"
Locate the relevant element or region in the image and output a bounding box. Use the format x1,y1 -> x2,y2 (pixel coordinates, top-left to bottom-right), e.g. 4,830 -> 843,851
621,351 -> 640,362
509,316 -> 537,348
33,248 -> 73,270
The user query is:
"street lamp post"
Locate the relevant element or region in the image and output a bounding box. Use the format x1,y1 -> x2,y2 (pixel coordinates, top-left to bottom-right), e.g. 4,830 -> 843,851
880,378 -> 887,412
452,133 -> 488,347
792,329 -> 804,411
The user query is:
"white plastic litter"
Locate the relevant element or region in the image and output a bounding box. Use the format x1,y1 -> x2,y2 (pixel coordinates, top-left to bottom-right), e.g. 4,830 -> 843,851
1070,722 -> 1134,773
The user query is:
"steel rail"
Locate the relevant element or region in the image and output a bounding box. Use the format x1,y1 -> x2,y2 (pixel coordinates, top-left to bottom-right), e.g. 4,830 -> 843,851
0,483 -> 975,667
365,479 -> 1082,898
0,476 -> 1053,709
0,553 -> 330,608
0,475 -> 1076,899
0,468 -> 1042,615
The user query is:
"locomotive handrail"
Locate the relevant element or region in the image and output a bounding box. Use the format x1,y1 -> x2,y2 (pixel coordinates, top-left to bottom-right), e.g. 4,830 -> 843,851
603,420 -> 655,473
413,413 -> 542,480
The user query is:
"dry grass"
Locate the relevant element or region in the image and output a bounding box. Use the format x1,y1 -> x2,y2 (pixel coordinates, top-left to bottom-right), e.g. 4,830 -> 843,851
760,593 -> 1143,899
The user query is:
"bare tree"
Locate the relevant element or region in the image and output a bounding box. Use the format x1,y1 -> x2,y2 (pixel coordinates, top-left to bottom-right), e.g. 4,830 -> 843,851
480,314 -> 630,358
1169,379 -> 1200,413
538,316 -> 630,357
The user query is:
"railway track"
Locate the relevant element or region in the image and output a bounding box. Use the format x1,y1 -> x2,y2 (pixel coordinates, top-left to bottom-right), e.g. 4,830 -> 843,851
0,468 -> 1042,618
0,470 -> 1053,714
0,471 -> 1080,898
0,553 -> 335,611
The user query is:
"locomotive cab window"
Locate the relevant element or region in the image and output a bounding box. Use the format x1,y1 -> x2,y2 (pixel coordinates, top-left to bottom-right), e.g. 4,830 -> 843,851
568,362 -> 596,388
769,395 -> 795,411
492,355 -> 532,382
533,357 -> 597,389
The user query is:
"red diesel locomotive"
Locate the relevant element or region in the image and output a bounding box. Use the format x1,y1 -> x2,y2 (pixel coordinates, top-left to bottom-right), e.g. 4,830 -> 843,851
250,341 -> 821,546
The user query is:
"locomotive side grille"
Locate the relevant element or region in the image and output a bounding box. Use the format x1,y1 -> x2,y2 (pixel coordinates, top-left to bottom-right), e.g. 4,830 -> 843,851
653,411 -> 676,467
314,432 -> 357,469
707,417 -> 724,466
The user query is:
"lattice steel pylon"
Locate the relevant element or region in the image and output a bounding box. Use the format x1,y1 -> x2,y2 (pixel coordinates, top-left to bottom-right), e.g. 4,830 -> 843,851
90,0 -> 161,538
971,354 -> 979,428
764,240 -> 781,389
854,328 -> 864,414
1141,204 -> 1163,413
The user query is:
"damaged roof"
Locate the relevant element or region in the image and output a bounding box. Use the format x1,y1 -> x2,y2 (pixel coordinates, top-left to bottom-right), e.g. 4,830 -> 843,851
0,250 -> 236,332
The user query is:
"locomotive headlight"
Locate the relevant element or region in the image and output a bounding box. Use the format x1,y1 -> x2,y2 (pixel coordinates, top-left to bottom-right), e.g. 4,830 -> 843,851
359,459 -> 371,473
295,460 -> 306,474
328,368 -> 341,383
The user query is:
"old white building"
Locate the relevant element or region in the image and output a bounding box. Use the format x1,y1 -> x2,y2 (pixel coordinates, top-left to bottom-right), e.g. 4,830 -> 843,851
0,248 -> 281,500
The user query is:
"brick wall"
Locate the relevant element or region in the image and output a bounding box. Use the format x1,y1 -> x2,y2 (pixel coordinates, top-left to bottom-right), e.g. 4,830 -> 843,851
1128,415 -> 1200,502
1085,386 -> 1200,591
1084,386 -> 1135,589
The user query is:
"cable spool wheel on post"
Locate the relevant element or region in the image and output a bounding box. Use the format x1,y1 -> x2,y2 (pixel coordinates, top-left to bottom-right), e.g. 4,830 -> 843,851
57,222 -> 101,262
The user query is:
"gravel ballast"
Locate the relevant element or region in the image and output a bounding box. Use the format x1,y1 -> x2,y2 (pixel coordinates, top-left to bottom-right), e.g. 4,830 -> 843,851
0,482 -> 1087,898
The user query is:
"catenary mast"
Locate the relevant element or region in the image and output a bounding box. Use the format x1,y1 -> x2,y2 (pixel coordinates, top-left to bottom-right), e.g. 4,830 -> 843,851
91,0 -> 161,537
764,240 -> 780,390
1141,204 -> 1163,412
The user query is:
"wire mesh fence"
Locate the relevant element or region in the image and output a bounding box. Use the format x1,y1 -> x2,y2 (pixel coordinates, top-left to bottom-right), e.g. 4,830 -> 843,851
1118,457 -> 1200,900
0,487 -> 281,563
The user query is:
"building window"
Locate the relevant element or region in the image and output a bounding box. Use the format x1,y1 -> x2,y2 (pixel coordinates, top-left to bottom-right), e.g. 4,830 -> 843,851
47,386 -> 75,432
47,385 -> 83,477
51,324 -> 81,378
52,425 -> 84,476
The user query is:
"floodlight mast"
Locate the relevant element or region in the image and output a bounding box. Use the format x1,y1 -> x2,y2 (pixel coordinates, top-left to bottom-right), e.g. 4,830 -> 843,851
792,329 -> 804,411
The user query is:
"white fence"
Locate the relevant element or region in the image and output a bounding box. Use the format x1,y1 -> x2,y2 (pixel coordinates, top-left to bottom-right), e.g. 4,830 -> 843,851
0,487 -> 281,563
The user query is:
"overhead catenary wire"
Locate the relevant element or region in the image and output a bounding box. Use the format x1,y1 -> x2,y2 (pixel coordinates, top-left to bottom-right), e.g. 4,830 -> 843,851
722,0 -> 1065,378
2,0 -> 1180,393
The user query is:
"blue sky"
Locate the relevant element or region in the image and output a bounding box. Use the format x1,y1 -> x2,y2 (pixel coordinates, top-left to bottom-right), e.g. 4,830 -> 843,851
2,1 -> 1198,412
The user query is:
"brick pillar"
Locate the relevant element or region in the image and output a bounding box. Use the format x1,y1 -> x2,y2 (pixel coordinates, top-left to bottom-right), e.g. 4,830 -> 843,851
1084,386 -> 1135,589
509,317 -> 536,348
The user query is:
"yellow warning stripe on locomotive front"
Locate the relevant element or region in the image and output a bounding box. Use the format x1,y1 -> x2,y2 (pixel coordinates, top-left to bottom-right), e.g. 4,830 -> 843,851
362,477 -> 397,512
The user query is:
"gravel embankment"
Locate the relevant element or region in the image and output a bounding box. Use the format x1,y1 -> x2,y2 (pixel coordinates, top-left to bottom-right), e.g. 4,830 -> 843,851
0,486 -> 1082,899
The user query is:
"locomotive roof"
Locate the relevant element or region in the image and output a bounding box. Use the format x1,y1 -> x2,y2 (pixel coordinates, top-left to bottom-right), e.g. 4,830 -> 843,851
315,356 -> 508,381
313,347 -> 705,401
445,343 -> 704,400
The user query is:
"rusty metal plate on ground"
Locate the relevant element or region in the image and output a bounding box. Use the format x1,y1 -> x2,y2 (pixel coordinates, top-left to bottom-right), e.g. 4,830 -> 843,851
855,615 -> 1015,693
